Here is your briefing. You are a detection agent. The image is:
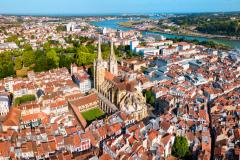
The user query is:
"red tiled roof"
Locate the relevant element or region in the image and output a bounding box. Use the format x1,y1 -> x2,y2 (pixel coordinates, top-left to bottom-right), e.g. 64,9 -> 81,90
99,153 -> 113,160
81,131 -> 97,147
21,112 -> 47,122
50,100 -> 68,108
105,71 -> 114,81
69,103 -> 87,130
98,126 -> 107,138
161,133 -> 172,146
65,92 -> 83,101
2,107 -> 21,126
110,123 -> 122,133
0,141 -> 11,157
70,94 -> 98,107
148,130 -> 158,142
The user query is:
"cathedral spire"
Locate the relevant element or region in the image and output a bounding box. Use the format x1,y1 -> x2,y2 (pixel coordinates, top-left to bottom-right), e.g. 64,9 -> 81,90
94,36 -> 105,91
110,40 -> 116,61
108,40 -> 118,76
97,35 -> 102,61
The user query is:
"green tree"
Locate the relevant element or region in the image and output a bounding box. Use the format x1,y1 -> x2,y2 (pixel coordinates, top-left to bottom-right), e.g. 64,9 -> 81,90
5,35 -> 20,46
59,54 -> 74,69
12,50 -> 23,57
56,25 -> 66,32
75,49 -> 96,66
85,44 -> 95,53
6,63 -> 15,77
15,94 -> 36,105
149,96 -> 155,106
15,57 -> 23,70
65,47 -> 76,53
85,52 -> 96,65
22,50 -> 35,67
76,50 -> 86,66
23,43 -> 33,51
172,136 -> 190,159
79,45 -> 89,52
43,42 -> 50,50
100,43 -> 111,59
46,49 -> 60,69
145,90 -> 152,100
144,90 -> 155,106
79,36 -> 93,44
0,52 -> 15,78
33,51 -> 48,72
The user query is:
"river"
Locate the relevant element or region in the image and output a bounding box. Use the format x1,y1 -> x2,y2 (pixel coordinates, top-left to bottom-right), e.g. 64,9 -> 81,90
92,19 -> 240,50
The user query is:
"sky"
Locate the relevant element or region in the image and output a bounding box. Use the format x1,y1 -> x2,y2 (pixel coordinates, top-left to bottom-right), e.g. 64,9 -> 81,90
0,0 -> 240,15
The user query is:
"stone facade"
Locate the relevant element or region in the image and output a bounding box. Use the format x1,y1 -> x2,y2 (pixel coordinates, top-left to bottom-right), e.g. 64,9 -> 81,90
108,41 -> 118,76
94,37 -> 148,121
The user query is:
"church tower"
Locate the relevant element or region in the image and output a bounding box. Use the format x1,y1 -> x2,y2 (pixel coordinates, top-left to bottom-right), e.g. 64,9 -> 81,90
108,41 -> 118,76
94,36 -> 105,91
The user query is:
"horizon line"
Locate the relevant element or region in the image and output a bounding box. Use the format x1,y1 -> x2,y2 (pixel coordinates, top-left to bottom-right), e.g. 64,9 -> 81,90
1,10 -> 240,17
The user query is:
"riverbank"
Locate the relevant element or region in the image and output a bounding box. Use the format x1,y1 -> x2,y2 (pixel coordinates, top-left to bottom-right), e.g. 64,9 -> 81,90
118,22 -> 240,41
148,28 -> 240,41
117,22 -> 135,27
93,19 -> 240,49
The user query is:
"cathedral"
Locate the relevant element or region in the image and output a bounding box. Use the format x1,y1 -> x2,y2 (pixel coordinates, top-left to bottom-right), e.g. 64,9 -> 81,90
94,37 -> 148,121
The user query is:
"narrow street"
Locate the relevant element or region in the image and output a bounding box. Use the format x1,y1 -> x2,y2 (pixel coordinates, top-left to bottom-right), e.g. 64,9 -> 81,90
207,101 -> 215,160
